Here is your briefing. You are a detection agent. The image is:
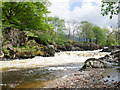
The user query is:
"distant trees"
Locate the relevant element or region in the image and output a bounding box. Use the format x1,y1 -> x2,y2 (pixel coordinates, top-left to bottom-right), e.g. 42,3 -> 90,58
66,20 -> 117,46
80,21 -> 94,42
92,26 -> 106,45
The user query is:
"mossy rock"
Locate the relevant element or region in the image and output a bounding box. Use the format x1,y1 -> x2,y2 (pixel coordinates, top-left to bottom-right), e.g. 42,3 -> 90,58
16,51 -> 34,59
36,50 -> 45,56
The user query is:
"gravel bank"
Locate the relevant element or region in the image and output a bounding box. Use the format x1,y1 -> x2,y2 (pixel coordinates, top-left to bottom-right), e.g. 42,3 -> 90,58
43,68 -> 120,88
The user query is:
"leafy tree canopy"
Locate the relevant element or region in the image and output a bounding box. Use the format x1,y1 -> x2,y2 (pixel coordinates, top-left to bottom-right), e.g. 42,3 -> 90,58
2,1 -> 51,31
101,0 -> 119,19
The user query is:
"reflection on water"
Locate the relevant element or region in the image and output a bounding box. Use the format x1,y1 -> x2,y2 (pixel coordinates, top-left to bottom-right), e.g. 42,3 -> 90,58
2,63 -> 83,88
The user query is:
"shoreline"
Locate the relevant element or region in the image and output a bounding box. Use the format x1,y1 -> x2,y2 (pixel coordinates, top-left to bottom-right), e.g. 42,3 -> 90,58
43,68 -> 120,88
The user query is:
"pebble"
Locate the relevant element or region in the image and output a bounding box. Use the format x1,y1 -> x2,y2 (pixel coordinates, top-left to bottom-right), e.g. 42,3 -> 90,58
43,69 -> 119,88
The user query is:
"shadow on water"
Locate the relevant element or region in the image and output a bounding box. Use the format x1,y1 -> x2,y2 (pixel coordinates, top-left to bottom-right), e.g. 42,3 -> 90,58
2,63 -> 84,88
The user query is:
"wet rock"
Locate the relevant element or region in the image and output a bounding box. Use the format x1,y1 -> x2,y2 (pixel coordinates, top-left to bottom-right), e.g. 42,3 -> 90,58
16,51 -> 34,59
80,48 -> 120,70
79,58 -> 106,70
101,46 -> 120,52
47,45 -> 55,57
56,44 -> 66,51
0,50 -> 4,60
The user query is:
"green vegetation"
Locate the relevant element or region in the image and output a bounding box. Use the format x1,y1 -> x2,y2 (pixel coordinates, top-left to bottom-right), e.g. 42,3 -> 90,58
101,1 -> 120,45
101,1 -> 119,19
2,1 -> 119,50
92,26 -> 106,46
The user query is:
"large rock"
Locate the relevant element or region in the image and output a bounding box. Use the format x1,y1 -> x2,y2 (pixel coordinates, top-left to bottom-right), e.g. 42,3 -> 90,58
16,51 -> 34,59
83,42 -> 99,50
47,45 -> 55,56
101,46 -> 120,52
65,42 -> 99,51
79,58 -> 106,71
79,49 -> 120,71
3,27 -> 28,47
56,44 -> 66,51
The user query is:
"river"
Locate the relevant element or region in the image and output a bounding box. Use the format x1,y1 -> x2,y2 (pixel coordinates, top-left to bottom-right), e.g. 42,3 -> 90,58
0,50 -> 119,88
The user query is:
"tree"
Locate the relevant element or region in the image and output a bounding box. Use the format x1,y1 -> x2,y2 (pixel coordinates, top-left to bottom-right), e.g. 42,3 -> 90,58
101,1 -> 119,19
66,21 -> 72,39
92,26 -> 106,45
76,24 -> 82,41
80,21 -> 94,42
47,17 -> 66,39
2,1 -> 51,31
101,1 -> 120,45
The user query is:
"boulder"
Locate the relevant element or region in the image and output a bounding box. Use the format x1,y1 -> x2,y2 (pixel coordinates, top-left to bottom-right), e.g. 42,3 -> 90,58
83,43 -> 99,50
3,27 -> 28,47
0,51 -> 4,60
16,51 -> 34,59
79,49 -> 120,71
101,46 -> 120,52
79,58 -> 106,71
66,44 -> 73,51
47,45 -> 55,57
56,44 -> 66,51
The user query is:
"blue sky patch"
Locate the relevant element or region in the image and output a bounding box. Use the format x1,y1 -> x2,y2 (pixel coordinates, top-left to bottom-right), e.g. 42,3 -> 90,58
92,2 -> 98,6
69,2 -> 83,11
69,0 -> 99,12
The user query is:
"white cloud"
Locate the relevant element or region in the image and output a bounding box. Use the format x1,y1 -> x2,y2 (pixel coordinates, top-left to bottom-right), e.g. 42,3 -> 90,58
48,0 -> 118,28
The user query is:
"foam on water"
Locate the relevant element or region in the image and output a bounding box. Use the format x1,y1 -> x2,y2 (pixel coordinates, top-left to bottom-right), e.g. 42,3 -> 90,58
0,49 -> 110,72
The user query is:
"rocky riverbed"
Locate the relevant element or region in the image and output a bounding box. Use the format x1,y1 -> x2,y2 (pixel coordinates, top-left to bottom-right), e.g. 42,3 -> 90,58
39,68 -> 120,88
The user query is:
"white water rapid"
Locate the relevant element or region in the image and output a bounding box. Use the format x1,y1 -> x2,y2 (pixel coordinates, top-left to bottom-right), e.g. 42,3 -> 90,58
0,50 -> 110,72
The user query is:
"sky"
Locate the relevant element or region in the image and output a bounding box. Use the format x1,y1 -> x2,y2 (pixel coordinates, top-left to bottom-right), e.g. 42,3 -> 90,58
48,0 -> 118,29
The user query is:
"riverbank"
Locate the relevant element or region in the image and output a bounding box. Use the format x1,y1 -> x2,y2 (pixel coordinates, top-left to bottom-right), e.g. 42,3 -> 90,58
43,68 -> 120,88
1,27 -> 101,60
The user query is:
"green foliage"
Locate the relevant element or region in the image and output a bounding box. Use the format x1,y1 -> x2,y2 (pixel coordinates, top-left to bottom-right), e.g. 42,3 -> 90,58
93,25 -> 107,45
101,1 -> 119,19
31,30 -> 52,45
80,21 -> 94,42
55,33 -> 67,46
2,1 -> 51,31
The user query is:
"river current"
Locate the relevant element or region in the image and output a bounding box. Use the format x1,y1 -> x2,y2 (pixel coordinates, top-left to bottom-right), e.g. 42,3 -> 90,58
0,50 -> 119,88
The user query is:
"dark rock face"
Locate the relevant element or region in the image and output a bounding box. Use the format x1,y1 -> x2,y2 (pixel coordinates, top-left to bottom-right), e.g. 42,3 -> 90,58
16,51 -> 34,59
3,27 -> 28,47
57,42 -> 100,51
101,46 -> 120,52
56,44 -> 66,51
80,49 -> 120,71
46,45 -> 55,57
2,27 -> 56,59
82,58 -> 106,68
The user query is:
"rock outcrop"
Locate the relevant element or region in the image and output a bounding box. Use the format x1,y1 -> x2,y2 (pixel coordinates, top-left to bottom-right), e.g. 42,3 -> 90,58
56,42 -> 100,51
3,27 -> 28,47
101,46 -> 120,52
2,27 -> 56,59
79,49 -> 120,71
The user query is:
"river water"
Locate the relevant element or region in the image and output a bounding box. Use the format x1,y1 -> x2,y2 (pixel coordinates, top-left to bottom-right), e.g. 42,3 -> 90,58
0,50 -> 119,88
